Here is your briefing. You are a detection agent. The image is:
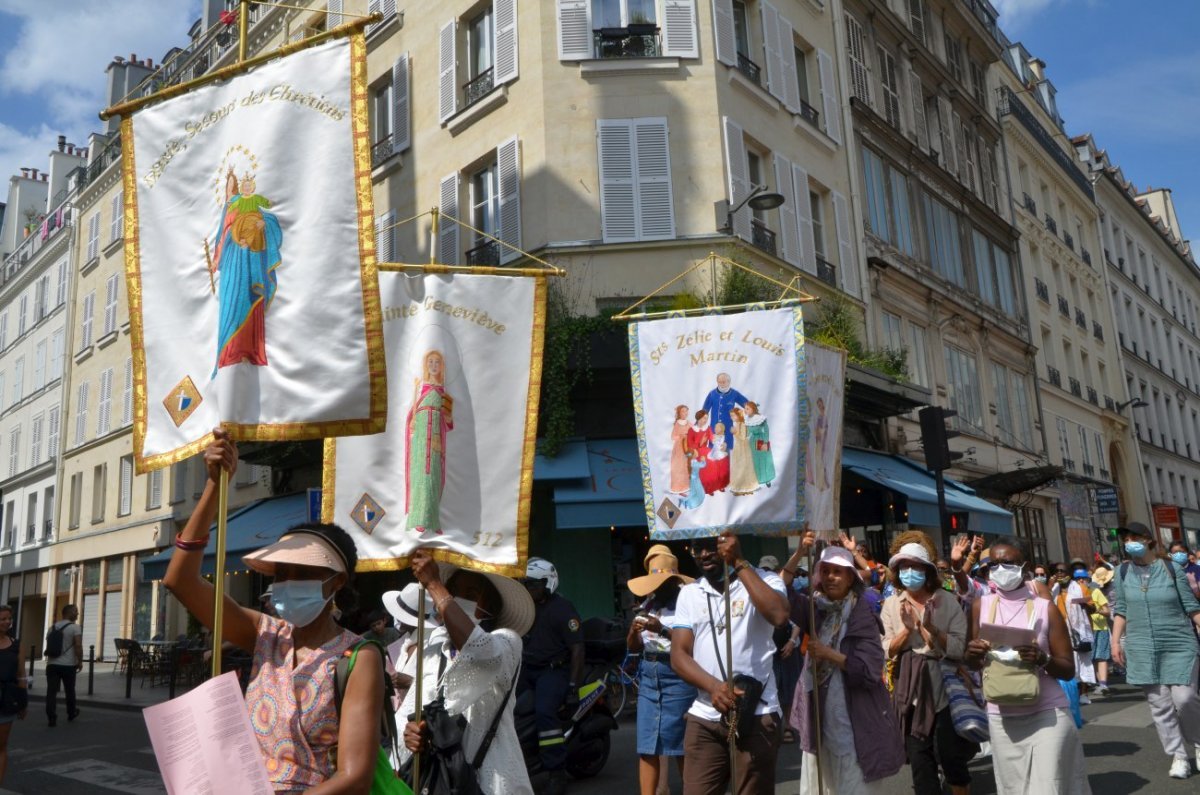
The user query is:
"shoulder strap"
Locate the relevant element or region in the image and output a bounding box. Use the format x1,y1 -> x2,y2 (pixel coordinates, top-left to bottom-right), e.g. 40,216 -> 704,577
704,592 -> 727,682
471,663 -> 520,771
334,640 -> 397,749
1119,562 -> 1129,583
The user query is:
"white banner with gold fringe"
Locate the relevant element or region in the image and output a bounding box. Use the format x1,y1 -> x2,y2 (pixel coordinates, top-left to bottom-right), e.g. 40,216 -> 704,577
324,271 -> 544,576
124,36 -> 385,471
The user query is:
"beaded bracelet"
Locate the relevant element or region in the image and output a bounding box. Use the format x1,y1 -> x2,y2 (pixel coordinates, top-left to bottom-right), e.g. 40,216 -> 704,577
175,533 -> 210,551
434,594 -> 454,614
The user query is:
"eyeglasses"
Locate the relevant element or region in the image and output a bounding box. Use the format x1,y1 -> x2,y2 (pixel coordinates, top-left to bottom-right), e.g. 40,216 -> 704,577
692,539 -> 718,553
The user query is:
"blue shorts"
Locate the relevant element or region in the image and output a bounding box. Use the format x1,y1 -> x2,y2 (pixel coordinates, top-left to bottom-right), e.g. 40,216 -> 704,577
1092,629 -> 1111,662
636,657 -> 696,756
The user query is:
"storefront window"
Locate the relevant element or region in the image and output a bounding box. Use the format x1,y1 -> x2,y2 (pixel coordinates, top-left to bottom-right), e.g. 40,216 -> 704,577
84,562 -> 100,591
106,556 -> 123,585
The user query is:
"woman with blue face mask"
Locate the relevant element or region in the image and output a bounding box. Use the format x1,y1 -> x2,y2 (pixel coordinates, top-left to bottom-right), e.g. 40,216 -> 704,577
163,430 -> 384,793
1168,542 -> 1200,603
1110,522 -> 1200,781
880,532 -> 976,795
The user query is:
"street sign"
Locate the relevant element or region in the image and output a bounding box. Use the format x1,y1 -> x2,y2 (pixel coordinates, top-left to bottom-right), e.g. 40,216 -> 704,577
1093,486 -> 1119,514
307,488 -> 322,524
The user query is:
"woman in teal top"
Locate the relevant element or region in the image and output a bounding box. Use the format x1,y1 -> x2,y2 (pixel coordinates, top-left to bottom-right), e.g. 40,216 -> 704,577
1110,522 -> 1200,781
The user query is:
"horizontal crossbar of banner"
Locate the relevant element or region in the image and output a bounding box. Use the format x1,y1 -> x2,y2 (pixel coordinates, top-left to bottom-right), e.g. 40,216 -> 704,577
99,13 -> 383,120
380,263 -> 561,278
615,298 -> 811,322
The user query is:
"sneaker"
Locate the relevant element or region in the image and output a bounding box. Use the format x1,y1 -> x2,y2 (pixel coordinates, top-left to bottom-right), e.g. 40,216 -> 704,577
1096,685 -> 1110,697
1078,693 -> 1091,705
1169,757 -> 1191,779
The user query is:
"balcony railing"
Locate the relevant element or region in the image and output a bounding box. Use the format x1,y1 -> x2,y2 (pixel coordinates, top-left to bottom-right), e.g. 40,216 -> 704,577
1023,193 -> 1037,215
465,239 -> 500,267
1099,468 -> 1111,480
750,219 -> 776,256
3,205 -> 73,280
1057,295 -> 1070,317
1063,458 -> 1076,472
1064,232 -> 1074,250
463,67 -> 495,108
1044,215 -> 1058,234
1104,396 -> 1116,411
1047,366 -> 1061,387
1082,248 -> 1092,266
371,134 -> 397,168
77,133 -> 121,190
43,520 -> 52,539
1131,340 -> 1139,356
1082,462 -> 1095,477
1104,249 -> 1113,265
815,255 -> 837,286
1035,278 -> 1050,302
1093,321 -> 1103,341
1069,377 -> 1082,397
737,53 -> 762,86
1086,386 -> 1098,405
25,524 -> 34,543
593,26 -> 662,59
798,99 -> 820,128
1118,256 -> 1126,271
1075,308 -> 1086,329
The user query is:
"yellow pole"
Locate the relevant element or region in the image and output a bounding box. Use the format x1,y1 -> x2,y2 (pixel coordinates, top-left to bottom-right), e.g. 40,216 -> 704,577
237,0 -> 250,62
430,207 -> 440,266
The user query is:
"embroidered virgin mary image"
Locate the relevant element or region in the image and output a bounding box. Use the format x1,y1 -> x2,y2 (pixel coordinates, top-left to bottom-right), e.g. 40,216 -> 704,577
405,349 -> 454,535
207,166 -> 282,377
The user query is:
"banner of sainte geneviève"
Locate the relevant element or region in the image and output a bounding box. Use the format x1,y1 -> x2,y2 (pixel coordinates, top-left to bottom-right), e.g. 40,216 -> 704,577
630,305 -> 807,540
324,272 -> 545,577
123,36 -> 385,471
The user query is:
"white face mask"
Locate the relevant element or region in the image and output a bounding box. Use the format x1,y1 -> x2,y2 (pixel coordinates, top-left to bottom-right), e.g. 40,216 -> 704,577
453,597 -> 482,625
990,564 -> 1026,592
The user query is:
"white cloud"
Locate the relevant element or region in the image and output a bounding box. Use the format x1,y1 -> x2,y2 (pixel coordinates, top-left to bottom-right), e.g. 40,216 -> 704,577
0,120 -> 60,187
992,0 -> 1058,31
1059,53 -> 1200,142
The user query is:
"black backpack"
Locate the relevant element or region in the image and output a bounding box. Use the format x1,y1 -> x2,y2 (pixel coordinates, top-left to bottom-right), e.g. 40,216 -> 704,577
45,622 -> 66,658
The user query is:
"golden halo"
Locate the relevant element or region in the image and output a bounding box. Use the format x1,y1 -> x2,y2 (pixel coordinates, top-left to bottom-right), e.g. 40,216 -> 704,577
212,144 -> 261,206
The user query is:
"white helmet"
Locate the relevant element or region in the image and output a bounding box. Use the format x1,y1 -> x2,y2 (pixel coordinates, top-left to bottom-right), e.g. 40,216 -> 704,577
525,557 -> 559,594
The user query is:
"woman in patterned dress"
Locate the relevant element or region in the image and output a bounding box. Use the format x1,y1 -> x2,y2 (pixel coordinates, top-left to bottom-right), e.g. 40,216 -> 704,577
164,429 -> 383,793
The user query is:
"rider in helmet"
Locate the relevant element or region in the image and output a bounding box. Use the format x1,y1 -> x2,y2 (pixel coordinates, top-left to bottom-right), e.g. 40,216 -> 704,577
519,557 -> 584,795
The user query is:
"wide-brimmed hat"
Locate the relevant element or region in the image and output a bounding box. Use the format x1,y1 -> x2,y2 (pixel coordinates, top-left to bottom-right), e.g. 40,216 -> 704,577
627,545 -> 694,597
382,582 -> 431,628
439,563 -> 535,636
1091,567 -> 1113,587
889,542 -> 935,571
812,546 -> 856,591
1118,521 -> 1154,540
243,529 -> 348,576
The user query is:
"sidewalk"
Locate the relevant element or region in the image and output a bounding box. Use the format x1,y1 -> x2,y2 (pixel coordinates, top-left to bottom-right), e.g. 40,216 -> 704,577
24,660 -> 186,713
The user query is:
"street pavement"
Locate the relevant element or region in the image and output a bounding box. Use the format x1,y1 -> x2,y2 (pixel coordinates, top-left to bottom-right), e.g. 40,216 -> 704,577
2,680 -> 1199,793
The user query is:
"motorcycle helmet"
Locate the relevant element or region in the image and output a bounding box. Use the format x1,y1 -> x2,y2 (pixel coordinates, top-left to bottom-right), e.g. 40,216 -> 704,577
525,557 -> 559,594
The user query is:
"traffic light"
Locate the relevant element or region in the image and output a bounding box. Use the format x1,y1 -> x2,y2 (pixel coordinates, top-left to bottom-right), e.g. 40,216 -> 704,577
919,406 -> 964,471
949,512 -> 969,533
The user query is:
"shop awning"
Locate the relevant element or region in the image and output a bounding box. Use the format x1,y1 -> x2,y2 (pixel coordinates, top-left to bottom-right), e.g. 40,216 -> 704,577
842,448 -> 1014,535
533,440 -> 592,481
140,493 -> 309,580
552,439 -> 647,529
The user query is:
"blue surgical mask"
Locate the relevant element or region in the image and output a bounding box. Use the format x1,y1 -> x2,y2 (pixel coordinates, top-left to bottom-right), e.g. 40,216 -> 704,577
793,576 -> 810,590
1034,575 -> 1048,584
1171,552 -> 1189,566
899,568 -> 926,591
272,577 -> 335,628
1124,541 -> 1147,559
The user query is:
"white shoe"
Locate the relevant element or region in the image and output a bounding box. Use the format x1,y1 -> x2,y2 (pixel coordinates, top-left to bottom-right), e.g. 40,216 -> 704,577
1169,757 -> 1191,779
1078,693 -> 1091,705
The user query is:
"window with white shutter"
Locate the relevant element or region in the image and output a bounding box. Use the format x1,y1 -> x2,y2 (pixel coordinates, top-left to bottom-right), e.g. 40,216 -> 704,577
8,427 -> 18,478
172,462 -> 188,504
86,213 -> 100,262
961,122 -> 976,193
953,110 -> 967,183
817,49 -> 841,144
777,15 -> 800,112
938,97 -> 958,174
80,291 -> 95,349
844,15 -> 871,106
792,164 -> 816,273
35,276 -> 48,322
662,0 -> 698,58
97,368 -> 113,437
109,190 -> 123,243
147,468 -> 163,510
760,2 -> 785,103
0,314 -> 6,350
712,0 -> 737,66
375,211 -> 396,263
439,173 -> 460,264
51,329 -> 64,381
11,358 -> 22,407
438,20 -> 457,123
598,118 -> 676,243
34,340 -> 45,391
122,357 -> 133,427
30,413 -> 42,468
907,0 -> 926,45
493,0 -> 518,85
104,274 -> 118,335
722,117 -> 751,239
773,154 -> 799,266
118,455 -> 133,516
832,191 -> 859,297
57,259 -> 68,305
497,137 -> 523,263
366,0 -> 398,35
909,71 -> 929,150
557,0 -> 592,60
47,407 -> 59,460
877,47 -> 901,129
393,54 -> 411,153
327,0 -> 343,27
17,295 -> 26,337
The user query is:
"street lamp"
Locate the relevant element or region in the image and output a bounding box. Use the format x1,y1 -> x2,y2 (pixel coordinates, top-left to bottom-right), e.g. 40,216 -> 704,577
722,184 -> 786,232
1115,398 -> 1148,414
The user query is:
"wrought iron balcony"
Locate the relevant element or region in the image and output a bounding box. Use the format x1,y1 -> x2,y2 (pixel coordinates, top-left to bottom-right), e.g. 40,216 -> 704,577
1044,214 -> 1057,234
1093,321 -> 1103,341
1104,396 -> 1116,411
750,219 -> 776,256
1063,458 -> 1076,472
1118,331 -> 1126,349
593,26 -> 661,59
1064,232 -> 1074,250
1132,340 -> 1139,355
1075,308 -> 1086,329
78,134 -> 121,189
1104,249 -> 1113,266
1082,248 -> 1092,266
1068,377 -> 1082,397
1035,278 -> 1050,302
25,524 -> 34,543
1086,386 -> 1098,405
463,67 -> 495,108
1047,366 -> 1062,387
737,53 -> 762,86
1023,193 -> 1037,215
1099,468 -> 1110,480
1118,256 -> 1126,271
816,255 -> 837,286
43,520 -> 52,539
798,99 -> 820,129
1057,295 -> 1070,317
1082,463 -> 1095,477
465,239 -> 500,267
371,134 -> 397,168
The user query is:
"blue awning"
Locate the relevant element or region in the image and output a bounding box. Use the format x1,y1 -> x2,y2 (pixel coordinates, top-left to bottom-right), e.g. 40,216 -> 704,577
140,493 -> 310,580
533,440 -> 591,481
841,448 -> 1014,535
552,439 -> 647,529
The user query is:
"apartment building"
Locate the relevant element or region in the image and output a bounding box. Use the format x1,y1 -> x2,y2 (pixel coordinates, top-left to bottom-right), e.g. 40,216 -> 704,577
0,142 -> 83,648
995,43 -> 1146,560
1076,136 -> 1200,548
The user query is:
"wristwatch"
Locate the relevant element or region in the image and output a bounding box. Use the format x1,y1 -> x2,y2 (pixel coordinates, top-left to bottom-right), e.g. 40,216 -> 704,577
732,560 -> 752,576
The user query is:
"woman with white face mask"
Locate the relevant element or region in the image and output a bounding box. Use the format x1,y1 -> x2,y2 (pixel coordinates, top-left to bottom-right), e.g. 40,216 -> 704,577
880,532 -> 975,795
164,430 -> 383,794
964,539 -> 1089,794
1110,522 -> 1200,781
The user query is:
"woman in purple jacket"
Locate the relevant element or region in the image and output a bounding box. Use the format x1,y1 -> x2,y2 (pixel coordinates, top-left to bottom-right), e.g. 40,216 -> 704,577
791,544 -> 905,793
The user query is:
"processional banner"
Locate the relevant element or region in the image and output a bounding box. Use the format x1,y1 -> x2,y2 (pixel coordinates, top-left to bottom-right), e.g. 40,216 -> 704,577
123,36 -> 385,471
324,272 -> 545,576
804,342 -> 846,536
630,305 -> 807,540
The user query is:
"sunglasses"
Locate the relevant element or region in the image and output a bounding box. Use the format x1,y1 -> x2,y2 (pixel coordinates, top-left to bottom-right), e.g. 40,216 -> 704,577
692,539 -> 719,553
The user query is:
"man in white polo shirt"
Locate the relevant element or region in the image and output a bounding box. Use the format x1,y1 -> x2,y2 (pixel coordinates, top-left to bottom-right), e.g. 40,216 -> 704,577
670,531 -> 790,794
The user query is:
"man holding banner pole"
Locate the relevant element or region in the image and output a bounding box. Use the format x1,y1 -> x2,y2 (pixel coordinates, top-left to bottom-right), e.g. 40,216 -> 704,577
670,531 -> 789,794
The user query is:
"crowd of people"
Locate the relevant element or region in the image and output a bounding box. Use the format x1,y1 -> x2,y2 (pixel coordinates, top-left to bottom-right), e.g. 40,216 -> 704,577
7,428 -> 1189,793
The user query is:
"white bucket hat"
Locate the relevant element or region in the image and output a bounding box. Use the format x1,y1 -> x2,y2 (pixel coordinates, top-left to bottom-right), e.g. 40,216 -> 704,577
888,542 -> 935,571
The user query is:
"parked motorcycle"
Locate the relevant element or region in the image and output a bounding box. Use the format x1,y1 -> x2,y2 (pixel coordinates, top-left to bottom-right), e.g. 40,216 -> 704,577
516,678 -> 618,786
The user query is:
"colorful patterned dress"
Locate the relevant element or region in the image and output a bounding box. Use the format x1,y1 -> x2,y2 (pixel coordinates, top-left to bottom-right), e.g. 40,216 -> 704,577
406,383 -> 452,534
245,614 -> 360,790
669,420 -> 690,494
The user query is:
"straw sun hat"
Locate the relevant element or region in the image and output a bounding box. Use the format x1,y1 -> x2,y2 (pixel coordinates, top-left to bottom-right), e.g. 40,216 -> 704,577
438,562 -> 535,636
242,529 -> 349,576
627,545 -> 694,597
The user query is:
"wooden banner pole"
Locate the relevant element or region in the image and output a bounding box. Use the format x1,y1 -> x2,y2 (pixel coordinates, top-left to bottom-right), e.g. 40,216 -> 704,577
724,562 -> 737,784
209,469 -> 231,679
412,588 -> 426,789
